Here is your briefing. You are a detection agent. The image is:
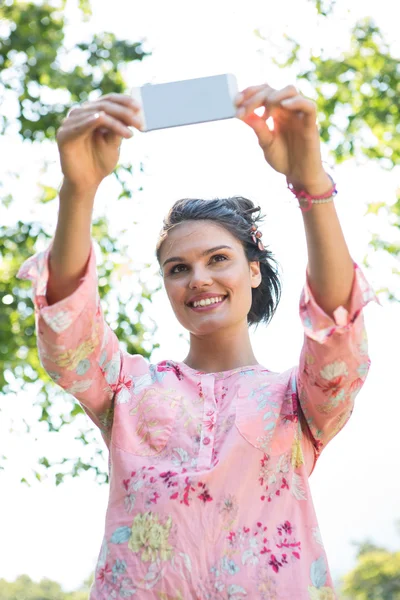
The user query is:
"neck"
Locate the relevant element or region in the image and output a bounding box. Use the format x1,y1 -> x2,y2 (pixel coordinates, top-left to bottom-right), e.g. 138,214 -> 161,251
184,320 -> 259,373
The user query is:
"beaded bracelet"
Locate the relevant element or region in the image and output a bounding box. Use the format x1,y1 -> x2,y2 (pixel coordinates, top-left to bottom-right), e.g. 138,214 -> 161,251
287,174 -> 338,212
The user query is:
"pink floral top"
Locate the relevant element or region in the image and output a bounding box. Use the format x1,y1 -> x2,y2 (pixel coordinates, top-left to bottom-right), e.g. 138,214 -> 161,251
17,241 -> 378,600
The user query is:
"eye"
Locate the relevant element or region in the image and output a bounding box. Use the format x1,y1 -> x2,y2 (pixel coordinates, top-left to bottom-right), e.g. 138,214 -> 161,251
167,254 -> 228,276
210,254 -> 228,263
169,263 -> 187,275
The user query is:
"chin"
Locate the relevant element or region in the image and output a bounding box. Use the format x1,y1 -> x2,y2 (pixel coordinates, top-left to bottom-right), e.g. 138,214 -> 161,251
190,322 -> 226,337
173,301 -> 251,337
180,314 -> 246,338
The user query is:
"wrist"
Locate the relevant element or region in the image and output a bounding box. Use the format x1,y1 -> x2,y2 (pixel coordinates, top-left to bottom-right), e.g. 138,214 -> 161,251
287,172 -> 332,197
60,178 -> 99,204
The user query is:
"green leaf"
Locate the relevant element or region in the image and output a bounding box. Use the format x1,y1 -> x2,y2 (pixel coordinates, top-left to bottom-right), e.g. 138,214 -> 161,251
39,185 -> 58,203
365,202 -> 386,216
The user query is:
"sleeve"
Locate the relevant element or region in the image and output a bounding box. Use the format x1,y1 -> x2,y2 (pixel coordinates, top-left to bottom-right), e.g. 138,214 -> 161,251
17,240 -> 124,442
296,262 -> 380,458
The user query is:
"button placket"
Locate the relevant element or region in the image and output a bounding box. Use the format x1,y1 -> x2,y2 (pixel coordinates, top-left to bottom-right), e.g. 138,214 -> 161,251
197,375 -> 217,470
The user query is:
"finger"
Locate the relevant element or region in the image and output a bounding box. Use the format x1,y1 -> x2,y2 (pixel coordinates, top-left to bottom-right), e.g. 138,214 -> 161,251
237,84 -> 300,119
240,112 -> 274,147
101,93 -> 141,111
93,95 -> 142,114
280,96 -> 317,126
236,88 -> 270,118
65,106 -> 81,119
95,127 -> 122,148
87,111 -> 135,138
79,99 -> 141,127
58,111 -> 133,144
235,84 -> 276,106
267,84 -> 299,105
67,104 -> 144,132
280,95 -> 315,112
67,95 -> 140,121
57,113 -> 93,143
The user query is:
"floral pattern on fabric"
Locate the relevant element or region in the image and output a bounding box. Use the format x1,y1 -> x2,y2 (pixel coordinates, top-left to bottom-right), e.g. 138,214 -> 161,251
297,263 -> 379,457
17,241 -> 379,599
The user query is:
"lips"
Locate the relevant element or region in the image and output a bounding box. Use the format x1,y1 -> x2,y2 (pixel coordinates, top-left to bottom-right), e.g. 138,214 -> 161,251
187,294 -> 227,307
187,295 -> 228,311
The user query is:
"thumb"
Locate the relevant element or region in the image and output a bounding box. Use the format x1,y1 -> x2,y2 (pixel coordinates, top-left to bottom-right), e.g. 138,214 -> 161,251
242,112 -> 274,148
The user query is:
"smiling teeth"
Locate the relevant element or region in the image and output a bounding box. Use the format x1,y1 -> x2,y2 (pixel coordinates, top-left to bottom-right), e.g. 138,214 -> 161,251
193,296 -> 225,308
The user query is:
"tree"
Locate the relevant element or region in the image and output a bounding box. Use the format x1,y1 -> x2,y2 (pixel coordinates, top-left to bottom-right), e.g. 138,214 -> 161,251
0,0 -> 158,484
340,542 -> 400,599
296,18 -> 399,170
301,17 -> 400,300
0,574 -> 90,599
265,9 -> 400,300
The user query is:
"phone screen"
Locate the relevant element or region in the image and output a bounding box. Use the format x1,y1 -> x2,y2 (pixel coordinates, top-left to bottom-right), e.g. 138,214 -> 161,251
133,74 -> 238,132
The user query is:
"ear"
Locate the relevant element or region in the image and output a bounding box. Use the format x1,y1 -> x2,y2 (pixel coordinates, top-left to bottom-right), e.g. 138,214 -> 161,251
250,261 -> 262,288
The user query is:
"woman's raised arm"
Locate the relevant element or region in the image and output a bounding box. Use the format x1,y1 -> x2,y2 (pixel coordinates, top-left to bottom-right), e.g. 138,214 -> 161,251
47,93 -> 143,305
16,94 -> 144,439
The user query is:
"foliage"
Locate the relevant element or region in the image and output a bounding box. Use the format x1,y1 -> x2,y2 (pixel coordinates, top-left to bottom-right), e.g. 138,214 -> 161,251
273,13 -> 400,300
0,1 -> 146,140
0,0 -> 156,484
341,543 -> 400,599
299,19 -> 399,169
0,574 -> 91,599
309,0 -> 336,16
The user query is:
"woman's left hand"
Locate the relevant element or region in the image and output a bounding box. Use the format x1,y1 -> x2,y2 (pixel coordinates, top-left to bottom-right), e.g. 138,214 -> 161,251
236,83 -> 328,191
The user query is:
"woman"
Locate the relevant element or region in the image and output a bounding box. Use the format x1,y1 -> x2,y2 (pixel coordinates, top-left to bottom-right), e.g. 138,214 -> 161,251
18,83 -> 377,598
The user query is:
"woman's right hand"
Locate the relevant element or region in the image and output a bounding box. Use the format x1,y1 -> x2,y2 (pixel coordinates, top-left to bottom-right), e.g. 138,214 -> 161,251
56,94 -> 143,194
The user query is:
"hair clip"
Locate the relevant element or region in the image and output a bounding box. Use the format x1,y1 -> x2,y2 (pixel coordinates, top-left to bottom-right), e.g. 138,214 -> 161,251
250,224 -> 265,251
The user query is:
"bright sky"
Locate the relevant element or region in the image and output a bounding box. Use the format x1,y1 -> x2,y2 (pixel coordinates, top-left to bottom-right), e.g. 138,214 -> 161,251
1,0 -> 400,592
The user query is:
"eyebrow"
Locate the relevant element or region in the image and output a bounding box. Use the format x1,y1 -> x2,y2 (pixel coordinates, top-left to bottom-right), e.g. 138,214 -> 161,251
162,245 -> 233,268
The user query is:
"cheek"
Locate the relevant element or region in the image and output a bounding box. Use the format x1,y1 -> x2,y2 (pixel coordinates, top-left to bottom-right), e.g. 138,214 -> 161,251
236,272 -> 255,308
233,268 -> 252,292
164,280 -> 185,309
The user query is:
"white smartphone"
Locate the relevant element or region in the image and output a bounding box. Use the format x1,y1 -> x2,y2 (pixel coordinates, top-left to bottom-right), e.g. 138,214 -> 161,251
131,74 -> 239,132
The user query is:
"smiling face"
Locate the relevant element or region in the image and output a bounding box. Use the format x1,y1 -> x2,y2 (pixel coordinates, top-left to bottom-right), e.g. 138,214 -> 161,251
159,220 -> 261,337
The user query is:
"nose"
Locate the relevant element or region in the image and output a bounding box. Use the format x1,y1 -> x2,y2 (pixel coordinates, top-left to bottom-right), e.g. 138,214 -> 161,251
188,265 -> 213,289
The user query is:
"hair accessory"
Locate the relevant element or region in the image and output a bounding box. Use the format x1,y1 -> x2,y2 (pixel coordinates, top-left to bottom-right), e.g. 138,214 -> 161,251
250,224 -> 265,251
287,173 -> 338,212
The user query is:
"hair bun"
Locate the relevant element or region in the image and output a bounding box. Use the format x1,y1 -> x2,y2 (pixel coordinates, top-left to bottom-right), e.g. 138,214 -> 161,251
224,197 -> 263,224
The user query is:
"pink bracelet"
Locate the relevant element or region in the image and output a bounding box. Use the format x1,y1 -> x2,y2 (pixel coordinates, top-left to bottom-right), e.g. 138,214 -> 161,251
287,174 -> 338,212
